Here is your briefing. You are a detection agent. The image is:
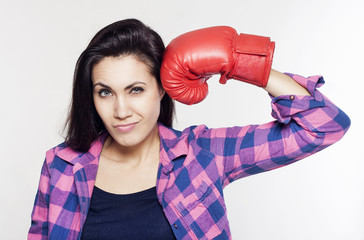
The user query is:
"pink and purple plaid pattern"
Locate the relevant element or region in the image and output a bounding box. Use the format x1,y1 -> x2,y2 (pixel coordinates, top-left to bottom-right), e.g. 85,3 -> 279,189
29,74 -> 350,239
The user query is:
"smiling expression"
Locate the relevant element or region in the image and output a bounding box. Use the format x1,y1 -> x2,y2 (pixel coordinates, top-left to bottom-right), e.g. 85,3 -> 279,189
92,55 -> 164,149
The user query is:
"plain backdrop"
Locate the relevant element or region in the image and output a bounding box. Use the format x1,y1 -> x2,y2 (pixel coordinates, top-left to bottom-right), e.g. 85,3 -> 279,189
1,0 -> 363,239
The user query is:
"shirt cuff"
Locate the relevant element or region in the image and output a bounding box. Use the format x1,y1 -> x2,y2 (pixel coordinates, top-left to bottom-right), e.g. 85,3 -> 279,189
270,73 -> 326,124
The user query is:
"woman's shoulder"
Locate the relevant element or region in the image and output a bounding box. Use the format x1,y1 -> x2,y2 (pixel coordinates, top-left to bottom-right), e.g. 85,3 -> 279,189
44,141 -> 81,165
44,132 -> 108,164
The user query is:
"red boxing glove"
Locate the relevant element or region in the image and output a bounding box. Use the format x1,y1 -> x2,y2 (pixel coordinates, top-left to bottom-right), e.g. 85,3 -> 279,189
161,26 -> 275,105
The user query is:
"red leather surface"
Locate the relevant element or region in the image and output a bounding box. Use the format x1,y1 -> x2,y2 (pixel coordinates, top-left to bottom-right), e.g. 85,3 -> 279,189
161,26 -> 275,105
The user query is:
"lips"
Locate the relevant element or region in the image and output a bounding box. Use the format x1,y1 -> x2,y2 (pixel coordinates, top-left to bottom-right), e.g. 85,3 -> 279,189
114,122 -> 138,133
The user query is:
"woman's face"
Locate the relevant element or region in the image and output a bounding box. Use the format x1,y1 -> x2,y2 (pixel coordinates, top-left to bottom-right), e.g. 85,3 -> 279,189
92,55 -> 164,149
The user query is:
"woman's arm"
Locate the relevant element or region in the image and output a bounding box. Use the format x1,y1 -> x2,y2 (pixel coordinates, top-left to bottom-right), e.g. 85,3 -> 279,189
160,26 -> 351,186
264,69 -> 310,97
191,73 -> 351,186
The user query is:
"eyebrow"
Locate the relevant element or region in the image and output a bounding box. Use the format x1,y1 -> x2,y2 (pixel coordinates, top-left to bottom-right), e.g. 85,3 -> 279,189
93,81 -> 146,90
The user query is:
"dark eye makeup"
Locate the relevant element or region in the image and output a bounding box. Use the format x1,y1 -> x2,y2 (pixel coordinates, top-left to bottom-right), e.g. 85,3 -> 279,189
130,87 -> 144,94
97,89 -> 112,97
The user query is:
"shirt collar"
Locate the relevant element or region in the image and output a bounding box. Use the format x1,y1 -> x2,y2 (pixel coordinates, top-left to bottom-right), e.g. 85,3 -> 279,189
158,123 -> 189,166
55,132 -> 108,167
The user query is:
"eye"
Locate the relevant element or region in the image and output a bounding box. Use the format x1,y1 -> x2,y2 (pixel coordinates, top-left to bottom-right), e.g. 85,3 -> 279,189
98,89 -> 112,97
130,87 -> 144,94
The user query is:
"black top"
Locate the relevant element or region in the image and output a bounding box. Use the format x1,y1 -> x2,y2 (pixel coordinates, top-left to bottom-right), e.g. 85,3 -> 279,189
81,186 -> 176,240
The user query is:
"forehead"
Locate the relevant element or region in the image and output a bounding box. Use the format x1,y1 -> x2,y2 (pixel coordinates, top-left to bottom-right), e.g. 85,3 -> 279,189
92,55 -> 155,86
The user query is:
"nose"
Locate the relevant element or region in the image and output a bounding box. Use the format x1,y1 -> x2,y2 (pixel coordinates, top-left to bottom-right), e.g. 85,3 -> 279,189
114,96 -> 132,119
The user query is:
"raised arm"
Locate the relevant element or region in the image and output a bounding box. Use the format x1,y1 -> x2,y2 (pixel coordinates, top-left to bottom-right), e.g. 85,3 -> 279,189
160,26 -> 351,186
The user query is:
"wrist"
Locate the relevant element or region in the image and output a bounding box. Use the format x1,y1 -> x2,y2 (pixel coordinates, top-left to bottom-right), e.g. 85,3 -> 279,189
226,33 -> 275,87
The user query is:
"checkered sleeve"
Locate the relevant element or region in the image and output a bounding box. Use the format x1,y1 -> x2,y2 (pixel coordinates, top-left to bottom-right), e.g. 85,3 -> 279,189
195,74 -> 351,187
28,158 -> 51,239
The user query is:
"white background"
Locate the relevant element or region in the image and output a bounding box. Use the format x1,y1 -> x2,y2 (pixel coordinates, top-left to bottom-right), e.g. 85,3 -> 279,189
1,0 -> 363,239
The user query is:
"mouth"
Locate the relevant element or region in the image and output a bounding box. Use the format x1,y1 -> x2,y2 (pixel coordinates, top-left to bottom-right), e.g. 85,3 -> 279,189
114,122 -> 138,133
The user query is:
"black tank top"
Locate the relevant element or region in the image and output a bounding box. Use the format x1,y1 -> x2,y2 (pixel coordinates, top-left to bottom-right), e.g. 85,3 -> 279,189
81,186 -> 176,240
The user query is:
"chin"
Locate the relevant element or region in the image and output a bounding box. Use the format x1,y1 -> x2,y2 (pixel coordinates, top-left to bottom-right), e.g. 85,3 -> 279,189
107,122 -> 159,148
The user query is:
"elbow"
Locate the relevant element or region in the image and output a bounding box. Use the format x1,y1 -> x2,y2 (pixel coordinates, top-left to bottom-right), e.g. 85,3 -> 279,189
299,107 -> 351,150
335,108 -> 351,134
316,107 -> 351,146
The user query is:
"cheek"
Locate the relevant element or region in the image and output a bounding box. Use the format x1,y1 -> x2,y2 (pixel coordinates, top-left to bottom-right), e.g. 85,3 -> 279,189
94,97 -> 112,121
135,93 -> 161,119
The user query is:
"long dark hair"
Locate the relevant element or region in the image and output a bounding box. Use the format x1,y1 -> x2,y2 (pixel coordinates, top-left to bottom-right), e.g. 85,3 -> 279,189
64,19 -> 175,152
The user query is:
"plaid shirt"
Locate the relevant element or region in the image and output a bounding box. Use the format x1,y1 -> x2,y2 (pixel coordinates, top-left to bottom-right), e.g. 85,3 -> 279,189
29,74 -> 350,240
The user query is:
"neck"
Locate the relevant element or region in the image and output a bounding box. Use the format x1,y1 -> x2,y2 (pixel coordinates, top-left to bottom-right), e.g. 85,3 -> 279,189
103,125 -> 160,166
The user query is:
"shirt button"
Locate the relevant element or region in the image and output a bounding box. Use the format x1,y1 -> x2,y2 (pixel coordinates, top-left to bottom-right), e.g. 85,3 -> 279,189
174,224 -> 178,229
290,95 -> 295,100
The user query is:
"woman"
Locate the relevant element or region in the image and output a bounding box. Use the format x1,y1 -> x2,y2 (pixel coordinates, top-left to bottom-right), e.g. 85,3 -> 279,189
28,19 -> 350,240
